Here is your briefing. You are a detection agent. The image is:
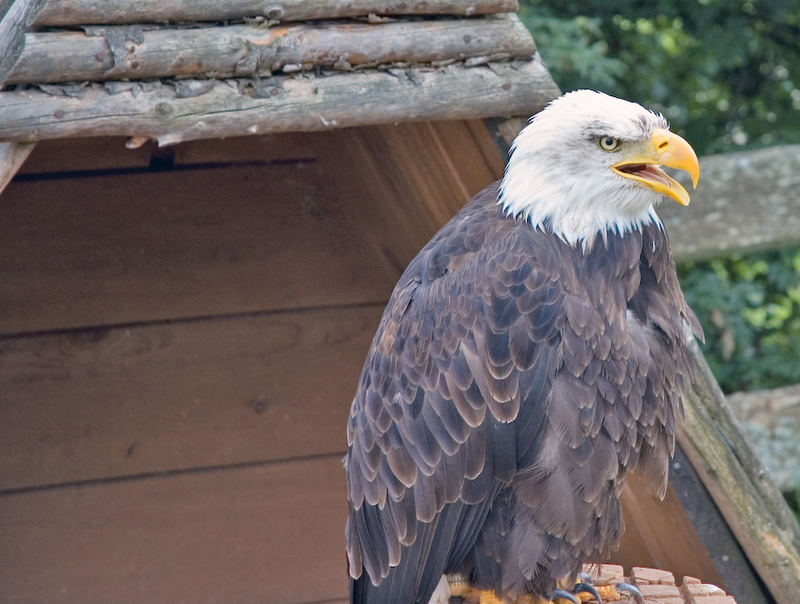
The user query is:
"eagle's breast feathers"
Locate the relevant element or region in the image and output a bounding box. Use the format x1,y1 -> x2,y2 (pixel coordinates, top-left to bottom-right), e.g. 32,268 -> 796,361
345,183 -> 701,598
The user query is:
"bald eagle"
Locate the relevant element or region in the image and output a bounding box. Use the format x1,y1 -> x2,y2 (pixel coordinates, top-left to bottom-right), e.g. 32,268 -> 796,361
344,90 -> 702,603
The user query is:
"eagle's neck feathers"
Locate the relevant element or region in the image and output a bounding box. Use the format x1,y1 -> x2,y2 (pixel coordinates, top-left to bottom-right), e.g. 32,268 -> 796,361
499,158 -> 663,249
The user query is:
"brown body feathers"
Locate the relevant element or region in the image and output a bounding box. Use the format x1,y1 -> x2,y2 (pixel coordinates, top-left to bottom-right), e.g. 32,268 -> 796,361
345,182 -> 701,603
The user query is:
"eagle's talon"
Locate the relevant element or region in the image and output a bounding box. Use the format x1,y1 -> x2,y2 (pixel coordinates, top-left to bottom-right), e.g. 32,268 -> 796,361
614,583 -> 643,604
572,581 -> 603,603
552,588 -> 580,604
578,572 -> 594,585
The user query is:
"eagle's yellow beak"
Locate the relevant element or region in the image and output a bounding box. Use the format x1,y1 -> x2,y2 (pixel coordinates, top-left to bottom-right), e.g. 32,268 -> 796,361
612,129 -> 700,206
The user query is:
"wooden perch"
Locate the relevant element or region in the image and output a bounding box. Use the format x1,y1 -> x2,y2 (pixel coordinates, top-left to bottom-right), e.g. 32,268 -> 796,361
33,0 -> 518,27
678,331 -> 800,604
660,144 -> 800,262
6,16 -> 535,84
0,59 -> 559,145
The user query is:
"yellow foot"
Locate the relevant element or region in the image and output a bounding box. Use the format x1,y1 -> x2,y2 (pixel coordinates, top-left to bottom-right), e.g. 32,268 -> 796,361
593,584 -> 622,601
445,578 -> 619,604
477,589 -> 506,604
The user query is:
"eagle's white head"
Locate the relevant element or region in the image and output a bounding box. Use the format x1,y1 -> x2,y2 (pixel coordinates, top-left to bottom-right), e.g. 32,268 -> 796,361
499,90 -> 699,246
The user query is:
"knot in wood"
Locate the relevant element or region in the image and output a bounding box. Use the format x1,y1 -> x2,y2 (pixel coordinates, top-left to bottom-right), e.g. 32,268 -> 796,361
264,4 -> 284,20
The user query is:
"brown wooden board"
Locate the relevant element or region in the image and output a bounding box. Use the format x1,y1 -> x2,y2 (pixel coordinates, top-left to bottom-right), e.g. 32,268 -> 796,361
323,120 -> 505,270
0,159 -> 399,334
0,305 -> 383,491
0,457 -> 724,604
0,454 -> 349,604
18,133 -> 319,175
17,136 -> 156,174
173,131 -> 320,166
617,474 -> 724,589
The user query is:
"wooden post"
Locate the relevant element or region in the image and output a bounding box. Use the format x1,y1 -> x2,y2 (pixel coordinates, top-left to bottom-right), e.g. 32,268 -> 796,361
678,330 -> 800,604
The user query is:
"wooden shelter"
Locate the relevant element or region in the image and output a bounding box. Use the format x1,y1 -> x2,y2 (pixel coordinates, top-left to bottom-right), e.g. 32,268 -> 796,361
1,1 -> 797,603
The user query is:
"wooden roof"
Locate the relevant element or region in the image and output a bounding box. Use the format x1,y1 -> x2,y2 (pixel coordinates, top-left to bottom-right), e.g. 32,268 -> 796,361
0,0 -> 560,145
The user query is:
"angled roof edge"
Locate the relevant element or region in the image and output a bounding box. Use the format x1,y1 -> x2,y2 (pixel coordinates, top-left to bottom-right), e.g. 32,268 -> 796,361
1,59 -> 558,145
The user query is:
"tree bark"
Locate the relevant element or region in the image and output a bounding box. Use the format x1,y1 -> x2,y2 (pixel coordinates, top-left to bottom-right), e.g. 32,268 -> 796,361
0,59 -> 559,145
7,16 -> 535,84
678,330 -> 800,604
33,0 -> 518,26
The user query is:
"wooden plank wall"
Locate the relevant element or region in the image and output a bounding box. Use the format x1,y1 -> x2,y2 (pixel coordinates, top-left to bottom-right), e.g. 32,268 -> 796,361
0,121 -> 721,603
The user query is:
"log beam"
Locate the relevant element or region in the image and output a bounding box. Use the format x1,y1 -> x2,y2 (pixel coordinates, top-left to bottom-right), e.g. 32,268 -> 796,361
661,144 -> 800,262
0,141 -> 35,196
7,16 -> 535,84
0,0 -> 45,193
678,330 -> 800,604
0,0 -> 45,83
33,0 -> 519,27
0,59 -> 559,145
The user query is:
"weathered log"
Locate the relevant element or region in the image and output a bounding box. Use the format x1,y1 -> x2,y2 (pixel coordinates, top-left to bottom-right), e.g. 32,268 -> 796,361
0,0 -> 46,83
726,383 -> 800,491
33,0 -> 518,27
0,59 -> 559,145
0,1 -> 44,193
678,330 -> 800,604
0,141 -> 35,196
660,144 -> 800,262
6,16 -> 535,84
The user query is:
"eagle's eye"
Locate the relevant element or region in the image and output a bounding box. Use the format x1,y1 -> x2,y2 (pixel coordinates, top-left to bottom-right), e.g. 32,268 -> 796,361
598,136 -> 621,151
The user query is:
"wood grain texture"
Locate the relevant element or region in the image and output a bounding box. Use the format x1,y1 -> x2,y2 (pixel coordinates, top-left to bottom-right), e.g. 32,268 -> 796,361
17,132 -> 319,174
33,0 -> 518,26
323,120 -> 509,270
0,455 -> 349,604
8,17 -> 534,83
0,141 -> 35,196
173,131 -> 319,165
18,137 -> 155,174
0,59 -> 559,144
678,331 -> 800,604
0,0 -> 45,84
617,475 -> 724,589
0,160 -> 399,333
0,305 -> 383,490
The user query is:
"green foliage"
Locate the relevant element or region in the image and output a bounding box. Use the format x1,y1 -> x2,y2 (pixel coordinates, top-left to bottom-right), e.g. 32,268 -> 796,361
788,490 -> 800,525
519,1 -> 800,156
677,249 -> 800,392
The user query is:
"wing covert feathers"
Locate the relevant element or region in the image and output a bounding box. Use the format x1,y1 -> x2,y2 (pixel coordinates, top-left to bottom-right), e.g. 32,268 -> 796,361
345,182 -> 698,601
